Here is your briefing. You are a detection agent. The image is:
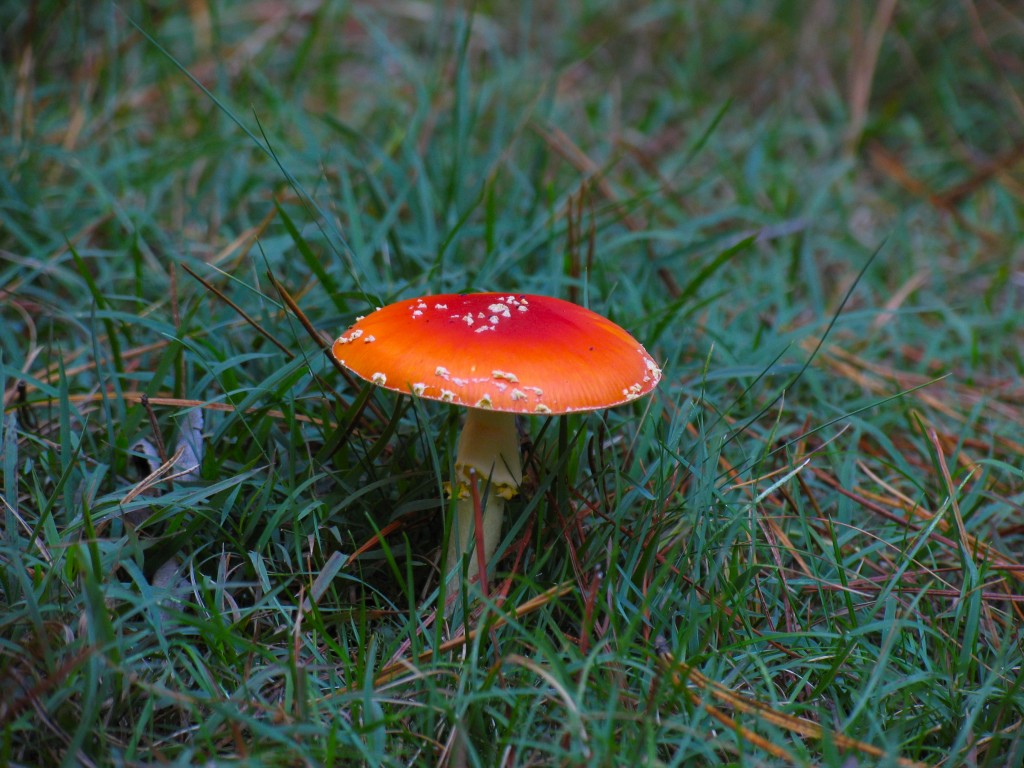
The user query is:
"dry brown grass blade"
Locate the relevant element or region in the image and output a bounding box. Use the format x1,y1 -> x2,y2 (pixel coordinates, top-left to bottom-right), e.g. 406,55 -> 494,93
844,0 -> 898,154
345,511 -> 433,564
809,581 -> 1024,604
210,206 -> 279,269
867,142 -> 952,209
181,263 -> 293,357
0,647 -> 95,728
688,418 -> 816,578
14,391 -> 332,429
0,214 -> 112,306
265,270 -> 331,352
5,340 -> 170,408
266,270 -> 388,424
869,270 -> 930,332
925,426 -> 1022,627
928,427 -> 972,548
811,466 -> 1024,584
141,393 -> 169,464
866,142 -> 1002,245
658,649 -> 933,768
935,140 -> 1024,208
4,213 -> 274,405
853,453 -> 1022,579
689,693 -> 800,762
805,341 -> 1024,457
5,214 -> 274,407
121,443 -> 189,506
362,581 -> 576,689
531,120 -> 681,297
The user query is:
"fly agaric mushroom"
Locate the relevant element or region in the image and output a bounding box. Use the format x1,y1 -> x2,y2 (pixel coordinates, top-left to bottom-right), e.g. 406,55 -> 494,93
332,293 -> 661,581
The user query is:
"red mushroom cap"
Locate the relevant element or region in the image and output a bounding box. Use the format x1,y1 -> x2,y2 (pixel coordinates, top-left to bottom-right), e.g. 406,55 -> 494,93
332,293 -> 661,414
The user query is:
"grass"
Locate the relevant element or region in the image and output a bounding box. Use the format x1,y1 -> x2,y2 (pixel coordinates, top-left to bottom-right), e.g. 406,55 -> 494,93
2,1 -> 1023,765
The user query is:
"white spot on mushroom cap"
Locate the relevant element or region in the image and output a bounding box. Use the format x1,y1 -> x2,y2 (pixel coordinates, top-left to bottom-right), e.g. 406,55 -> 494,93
440,389 -> 457,402
510,389 -> 527,401
644,356 -> 663,381
336,328 -> 364,345
435,366 -> 450,379
476,394 -> 493,408
412,382 -> 426,396
488,302 -> 511,318
372,372 -> 387,385
492,370 -> 519,383
623,382 -> 646,400
506,295 -> 528,312
364,335 -> 375,343
534,403 -> 552,414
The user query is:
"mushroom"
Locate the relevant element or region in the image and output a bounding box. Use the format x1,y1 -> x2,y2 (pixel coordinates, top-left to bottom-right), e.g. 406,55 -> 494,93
332,293 -> 661,582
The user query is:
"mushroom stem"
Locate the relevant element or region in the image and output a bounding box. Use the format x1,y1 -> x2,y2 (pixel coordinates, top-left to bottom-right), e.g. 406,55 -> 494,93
447,408 -> 522,581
